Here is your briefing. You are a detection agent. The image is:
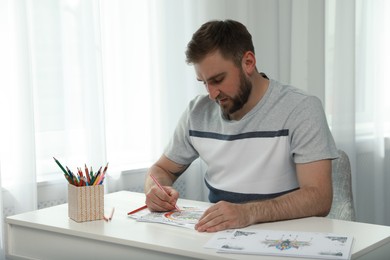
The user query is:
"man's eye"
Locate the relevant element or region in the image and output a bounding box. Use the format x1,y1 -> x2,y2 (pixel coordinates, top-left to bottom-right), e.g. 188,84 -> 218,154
213,78 -> 223,84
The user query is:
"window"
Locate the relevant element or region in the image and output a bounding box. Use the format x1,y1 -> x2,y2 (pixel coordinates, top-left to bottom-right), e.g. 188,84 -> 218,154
29,1 -> 158,179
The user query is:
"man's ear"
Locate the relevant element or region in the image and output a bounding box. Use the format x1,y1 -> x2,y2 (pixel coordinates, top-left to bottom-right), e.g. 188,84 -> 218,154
242,51 -> 256,75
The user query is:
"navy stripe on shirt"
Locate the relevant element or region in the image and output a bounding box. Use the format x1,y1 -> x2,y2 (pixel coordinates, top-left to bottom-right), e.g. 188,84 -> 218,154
189,129 -> 289,141
205,179 -> 299,203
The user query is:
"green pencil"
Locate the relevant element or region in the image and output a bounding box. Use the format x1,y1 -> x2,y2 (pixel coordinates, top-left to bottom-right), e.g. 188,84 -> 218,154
53,157 -> 69,176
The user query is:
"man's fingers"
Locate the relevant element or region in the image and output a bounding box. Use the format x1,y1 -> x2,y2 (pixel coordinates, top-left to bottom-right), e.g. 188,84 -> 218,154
145,186 -> 177,211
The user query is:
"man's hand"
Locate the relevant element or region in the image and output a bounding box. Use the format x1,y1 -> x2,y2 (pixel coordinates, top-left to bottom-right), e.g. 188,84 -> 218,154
144,155 -> 188,212
195,201 -> 253,232
145,184 -> 179,212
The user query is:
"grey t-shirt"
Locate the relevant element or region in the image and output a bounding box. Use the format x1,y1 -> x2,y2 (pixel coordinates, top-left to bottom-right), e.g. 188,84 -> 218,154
164,79 -> 338,203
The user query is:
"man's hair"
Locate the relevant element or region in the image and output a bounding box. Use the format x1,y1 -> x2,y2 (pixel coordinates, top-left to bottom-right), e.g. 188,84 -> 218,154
185,19 -> 255,67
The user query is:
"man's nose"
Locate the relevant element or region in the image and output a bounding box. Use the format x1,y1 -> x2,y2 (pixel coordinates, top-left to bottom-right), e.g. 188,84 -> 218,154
206,84 -> 220,101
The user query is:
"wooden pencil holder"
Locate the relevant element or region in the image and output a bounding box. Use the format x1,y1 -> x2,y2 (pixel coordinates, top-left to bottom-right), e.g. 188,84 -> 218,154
68,184 -> 104,222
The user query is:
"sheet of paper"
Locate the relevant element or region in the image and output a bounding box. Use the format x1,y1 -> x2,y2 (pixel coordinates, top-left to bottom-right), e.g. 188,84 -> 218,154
205,229 -> 353,260
128,206 -> 206,229
203,229 -> 235,249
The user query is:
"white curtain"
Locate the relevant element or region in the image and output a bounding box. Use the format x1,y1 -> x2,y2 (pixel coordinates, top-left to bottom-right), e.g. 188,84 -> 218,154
1,0 -> 389,255
0,0 -> 38,257
326,0 -> 390,225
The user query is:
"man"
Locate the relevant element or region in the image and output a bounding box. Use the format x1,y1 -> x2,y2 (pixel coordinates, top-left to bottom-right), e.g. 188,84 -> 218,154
144,19 -> 338,232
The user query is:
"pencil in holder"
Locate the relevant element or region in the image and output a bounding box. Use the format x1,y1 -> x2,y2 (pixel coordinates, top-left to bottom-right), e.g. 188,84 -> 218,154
68,183 -> 104,222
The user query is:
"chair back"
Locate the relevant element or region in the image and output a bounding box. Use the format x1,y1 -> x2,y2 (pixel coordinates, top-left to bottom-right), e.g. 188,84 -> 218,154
327,150 -> 356,221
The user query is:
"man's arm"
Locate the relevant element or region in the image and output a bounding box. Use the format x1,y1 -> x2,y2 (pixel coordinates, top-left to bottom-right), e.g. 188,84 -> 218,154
144,155 -> 189,211
195,159 -> 333,232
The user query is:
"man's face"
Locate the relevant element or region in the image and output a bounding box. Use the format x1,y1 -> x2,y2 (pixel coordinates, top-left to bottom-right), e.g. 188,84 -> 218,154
194,51 -> 252,119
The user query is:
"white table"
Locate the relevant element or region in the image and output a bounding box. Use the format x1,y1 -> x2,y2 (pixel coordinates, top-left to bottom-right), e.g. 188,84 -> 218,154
6,191 -> 390,260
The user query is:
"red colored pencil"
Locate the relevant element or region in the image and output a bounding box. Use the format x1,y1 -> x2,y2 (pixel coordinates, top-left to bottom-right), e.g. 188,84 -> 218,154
127,205 -> 148,215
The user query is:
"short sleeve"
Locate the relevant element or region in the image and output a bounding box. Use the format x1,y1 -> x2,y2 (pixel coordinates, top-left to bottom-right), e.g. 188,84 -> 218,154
288,96 -> 338,163
164,104 -> 199,165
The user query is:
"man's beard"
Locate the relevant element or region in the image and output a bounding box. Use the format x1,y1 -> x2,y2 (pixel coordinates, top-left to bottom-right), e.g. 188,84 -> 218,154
218,71 -> 252,119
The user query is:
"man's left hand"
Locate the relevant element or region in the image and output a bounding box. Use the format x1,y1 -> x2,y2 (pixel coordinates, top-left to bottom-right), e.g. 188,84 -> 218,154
195,201 -> 253,232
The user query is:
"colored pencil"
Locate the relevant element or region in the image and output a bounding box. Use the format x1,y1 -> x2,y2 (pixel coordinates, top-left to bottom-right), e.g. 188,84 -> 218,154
127,205 -> 148,215
53,157 -> 69,176
53,158 -> 108,187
